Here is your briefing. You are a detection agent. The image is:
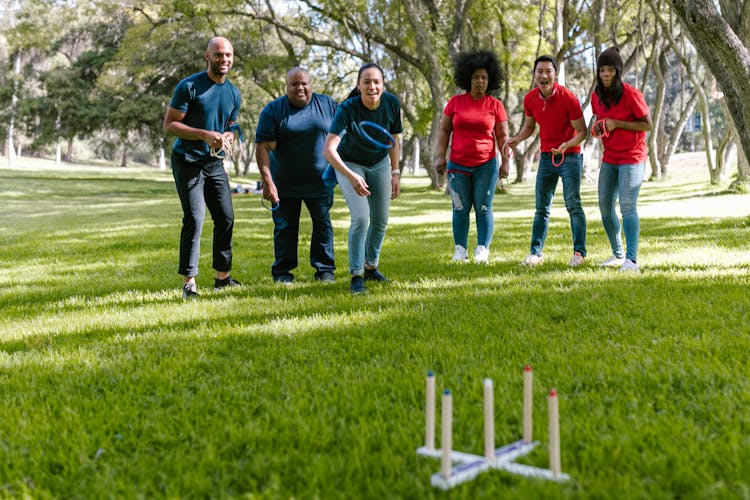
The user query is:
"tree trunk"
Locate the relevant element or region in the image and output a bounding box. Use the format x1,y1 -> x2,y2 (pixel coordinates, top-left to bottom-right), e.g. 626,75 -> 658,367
245,142 -> 257,176
715,128 -> 732,182
670,0 -> 750,188
427,109 -> 444,189
555,0 -> 566,85
400,135 -> 420,175
7,50 -> 20,167
65,139 -> 74,162
232,149 -> 241,177
507,134 -> 540,184
242,140 -> 253,176
662,92 -> 698,173
651,2 -> 717,179
718,96 -> 750,186
411,136 -> 420,175
121,147 -> 128,168
401,0 -> 456,189
647,47 -> 667,180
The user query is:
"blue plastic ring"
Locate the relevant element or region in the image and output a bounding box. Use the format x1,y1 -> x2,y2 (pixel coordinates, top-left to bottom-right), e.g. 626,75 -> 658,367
358,121 -> 394,150
261,198 -> 280,211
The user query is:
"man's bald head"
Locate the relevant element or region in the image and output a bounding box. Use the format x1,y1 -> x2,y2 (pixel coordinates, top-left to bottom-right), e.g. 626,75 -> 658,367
286,67 -> 313,108
208,37 -> 233,52
205,37 -> 234,82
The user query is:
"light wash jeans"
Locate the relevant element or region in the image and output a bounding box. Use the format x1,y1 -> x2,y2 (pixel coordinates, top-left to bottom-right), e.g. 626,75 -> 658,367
598,162 -> 644,262
447,158 -> 499,249
335,156 -> 392,276
530,152 -> 586,257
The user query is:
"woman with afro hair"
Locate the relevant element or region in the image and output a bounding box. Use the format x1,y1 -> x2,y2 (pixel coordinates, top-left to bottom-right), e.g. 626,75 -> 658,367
435,50 -> 510,264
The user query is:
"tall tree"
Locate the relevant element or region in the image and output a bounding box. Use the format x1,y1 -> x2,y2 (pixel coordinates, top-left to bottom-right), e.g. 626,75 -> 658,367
670,0 -> 750,188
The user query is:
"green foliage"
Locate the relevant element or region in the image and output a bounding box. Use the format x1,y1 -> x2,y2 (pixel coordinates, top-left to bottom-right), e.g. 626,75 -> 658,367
3,0 -> 748,169
0,158 -> 749,497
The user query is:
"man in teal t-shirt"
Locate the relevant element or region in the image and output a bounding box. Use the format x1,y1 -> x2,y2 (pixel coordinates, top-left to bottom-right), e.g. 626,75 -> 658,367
255,67 -> 338,284
163,36 -> 242,299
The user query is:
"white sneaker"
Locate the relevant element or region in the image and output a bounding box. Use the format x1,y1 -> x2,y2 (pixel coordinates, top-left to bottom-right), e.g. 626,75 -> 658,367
620,259 -> 640,272
452,245 -> 468,262
568,252 -> 585,268
600,255 -> 626,267
522,254 -> 544,266
474,245 -> 489,264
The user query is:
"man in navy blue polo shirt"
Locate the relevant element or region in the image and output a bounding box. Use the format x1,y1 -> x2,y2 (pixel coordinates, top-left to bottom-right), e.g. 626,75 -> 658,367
164,37 -> 242,299
255,67 -> 338,284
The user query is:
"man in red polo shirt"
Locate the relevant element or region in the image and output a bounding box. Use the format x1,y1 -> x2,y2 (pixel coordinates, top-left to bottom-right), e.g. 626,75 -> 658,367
505,55 -> 588,268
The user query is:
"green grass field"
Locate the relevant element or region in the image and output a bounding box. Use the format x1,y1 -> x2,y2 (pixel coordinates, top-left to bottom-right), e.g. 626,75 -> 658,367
1,155 -> 749,498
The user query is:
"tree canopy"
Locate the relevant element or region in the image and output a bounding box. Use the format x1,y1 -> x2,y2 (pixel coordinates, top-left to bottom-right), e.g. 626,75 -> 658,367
1,0 -> 747,188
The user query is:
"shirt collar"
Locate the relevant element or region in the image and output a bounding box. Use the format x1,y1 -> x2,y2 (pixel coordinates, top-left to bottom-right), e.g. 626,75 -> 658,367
538,82 -> 559,101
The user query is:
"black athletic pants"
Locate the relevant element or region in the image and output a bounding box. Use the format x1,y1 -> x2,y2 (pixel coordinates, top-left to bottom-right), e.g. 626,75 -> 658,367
171,152 -> 234,277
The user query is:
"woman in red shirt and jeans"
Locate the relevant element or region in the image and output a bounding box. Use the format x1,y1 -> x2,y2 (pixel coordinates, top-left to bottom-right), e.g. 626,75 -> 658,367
591,47 -> 652,272
435,50 -> 510,264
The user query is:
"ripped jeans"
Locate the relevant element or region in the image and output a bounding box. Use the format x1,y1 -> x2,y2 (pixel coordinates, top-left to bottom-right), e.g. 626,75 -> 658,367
447,157 -> 499,249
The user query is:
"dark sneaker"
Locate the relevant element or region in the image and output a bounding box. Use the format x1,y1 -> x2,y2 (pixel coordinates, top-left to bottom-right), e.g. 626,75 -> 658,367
314,271 -> 335,284
364,268 -> 389,282
182,282 -> 198,299
350,275 -> 366,295
214,276 -> 241,291
273,274 -> 294,284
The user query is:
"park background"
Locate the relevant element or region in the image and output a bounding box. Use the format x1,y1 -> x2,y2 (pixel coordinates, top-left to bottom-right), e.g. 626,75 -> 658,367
1,0 -> 750,498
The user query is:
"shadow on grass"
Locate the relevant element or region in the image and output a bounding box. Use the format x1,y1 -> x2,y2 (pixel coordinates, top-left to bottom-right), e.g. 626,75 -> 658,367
3,216 -> 748,353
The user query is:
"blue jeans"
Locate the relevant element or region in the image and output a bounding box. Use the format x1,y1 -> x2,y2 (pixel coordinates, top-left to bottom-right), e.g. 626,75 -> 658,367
171,152 -> 234,277
447,158 -> 499,249
335,156 -> 392,276
271,195 -> 335,279
530,152 -> 586,256
598,162 -> 644,262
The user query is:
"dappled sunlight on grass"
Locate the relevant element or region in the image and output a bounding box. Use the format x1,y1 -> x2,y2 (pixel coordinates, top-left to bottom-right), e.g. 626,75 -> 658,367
639,193 -> 750,218
243,310 -> 387,338
0,342 -> 117,370
645,250 -> 750,271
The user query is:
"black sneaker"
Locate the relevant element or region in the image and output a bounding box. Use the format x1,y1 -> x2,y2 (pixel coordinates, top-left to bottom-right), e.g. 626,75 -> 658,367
214,276 -> 241,291
314,271 -> 335,284
182,282 -> 198,299
273,274 -> 294,284
350,275 -> 366,295
364,268 -> 389,282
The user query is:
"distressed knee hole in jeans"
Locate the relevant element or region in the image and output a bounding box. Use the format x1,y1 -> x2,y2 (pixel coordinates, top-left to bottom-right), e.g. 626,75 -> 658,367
451,189 -> 464,211
448,173 -> 465,211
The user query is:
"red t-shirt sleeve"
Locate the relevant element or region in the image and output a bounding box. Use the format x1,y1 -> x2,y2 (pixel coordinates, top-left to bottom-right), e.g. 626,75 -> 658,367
443,96 -> 458,120
626,86 -> 650,119
522,92 -> 533,118
565,91 -> 584,121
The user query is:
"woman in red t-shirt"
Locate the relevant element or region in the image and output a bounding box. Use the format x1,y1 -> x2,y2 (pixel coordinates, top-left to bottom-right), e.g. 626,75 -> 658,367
435,50 -> 509,264
591,47 -> 653,272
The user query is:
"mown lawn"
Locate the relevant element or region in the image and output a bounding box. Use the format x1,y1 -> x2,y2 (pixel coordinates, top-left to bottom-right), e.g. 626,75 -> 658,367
1,156 -> 749,498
